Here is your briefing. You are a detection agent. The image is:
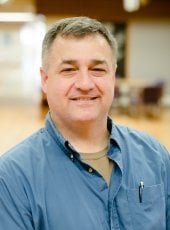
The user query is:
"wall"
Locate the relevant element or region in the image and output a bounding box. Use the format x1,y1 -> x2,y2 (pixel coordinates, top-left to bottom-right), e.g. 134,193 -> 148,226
127,20 -> 170,94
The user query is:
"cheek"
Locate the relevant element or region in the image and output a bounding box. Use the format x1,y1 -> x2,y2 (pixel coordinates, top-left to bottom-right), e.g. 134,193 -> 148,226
102,80 -> 115,105
47,78 -> 73,98
99,78 -> 115,95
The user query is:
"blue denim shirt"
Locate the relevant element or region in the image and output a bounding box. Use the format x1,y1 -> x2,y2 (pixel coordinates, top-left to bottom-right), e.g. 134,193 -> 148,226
0,113 -> 170,230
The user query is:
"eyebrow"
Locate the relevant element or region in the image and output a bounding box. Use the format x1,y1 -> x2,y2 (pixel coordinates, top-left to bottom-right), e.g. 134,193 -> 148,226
60,59 -> 108,66
60,60 -> 77,65
90,59 -> 108,66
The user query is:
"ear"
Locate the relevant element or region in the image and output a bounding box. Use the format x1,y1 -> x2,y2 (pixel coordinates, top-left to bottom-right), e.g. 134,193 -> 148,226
40,67 -> 48,94
113,63 -> 117,82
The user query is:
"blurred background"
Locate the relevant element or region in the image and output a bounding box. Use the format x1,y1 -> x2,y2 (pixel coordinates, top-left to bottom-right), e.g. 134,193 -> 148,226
0,0 -> 170,153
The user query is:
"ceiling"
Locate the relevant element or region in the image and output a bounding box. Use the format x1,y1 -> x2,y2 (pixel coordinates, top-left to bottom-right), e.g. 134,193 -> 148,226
0,0 -> 170,21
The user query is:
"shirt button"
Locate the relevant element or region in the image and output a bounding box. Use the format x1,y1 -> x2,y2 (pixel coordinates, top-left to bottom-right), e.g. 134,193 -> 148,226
70,154 -> 74,159
88,167 -> 93,173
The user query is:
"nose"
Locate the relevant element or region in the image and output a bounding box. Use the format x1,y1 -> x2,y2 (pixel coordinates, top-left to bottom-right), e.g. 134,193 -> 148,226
74,70 -> 95,91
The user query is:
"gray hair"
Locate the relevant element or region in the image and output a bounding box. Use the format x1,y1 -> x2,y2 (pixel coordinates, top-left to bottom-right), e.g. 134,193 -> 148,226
41,16 -> 118,69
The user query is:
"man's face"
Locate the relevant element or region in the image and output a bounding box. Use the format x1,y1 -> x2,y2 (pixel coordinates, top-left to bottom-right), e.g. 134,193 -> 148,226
41,34 -> 116,127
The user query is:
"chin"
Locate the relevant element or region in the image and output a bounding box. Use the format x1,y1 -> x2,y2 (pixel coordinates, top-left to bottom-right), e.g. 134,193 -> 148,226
72,113 -> 102,123
74,117 -> 95,122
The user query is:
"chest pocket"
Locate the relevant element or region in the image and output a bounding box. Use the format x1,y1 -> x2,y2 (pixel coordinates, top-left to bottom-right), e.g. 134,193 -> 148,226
115,183 -> 166,230
127,183 -> 166,230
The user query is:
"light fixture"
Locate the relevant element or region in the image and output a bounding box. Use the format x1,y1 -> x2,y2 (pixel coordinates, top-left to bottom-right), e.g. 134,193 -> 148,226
0,12 -> 36,22
123,0 -> 140,12
0,0 -> 9,4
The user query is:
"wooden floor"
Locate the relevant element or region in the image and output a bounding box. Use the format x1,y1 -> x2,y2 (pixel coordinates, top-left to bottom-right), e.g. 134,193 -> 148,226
0,96 -> 170,154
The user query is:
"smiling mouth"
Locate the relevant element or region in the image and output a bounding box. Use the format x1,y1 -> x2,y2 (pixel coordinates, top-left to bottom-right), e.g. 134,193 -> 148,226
71,97 -> 99,101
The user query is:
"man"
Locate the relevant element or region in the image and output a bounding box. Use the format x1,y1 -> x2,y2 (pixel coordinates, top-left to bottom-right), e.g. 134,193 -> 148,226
0,16 -> 169,230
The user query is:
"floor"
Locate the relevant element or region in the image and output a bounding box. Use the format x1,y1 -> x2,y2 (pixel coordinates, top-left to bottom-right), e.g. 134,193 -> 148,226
0,95 -> 170,155
0,61 -> 170,154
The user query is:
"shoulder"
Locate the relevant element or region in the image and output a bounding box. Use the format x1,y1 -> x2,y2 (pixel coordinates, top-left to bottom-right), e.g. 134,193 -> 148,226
0,128 -> 48,174
112,122 -> 169,159
113,122 -> 154,143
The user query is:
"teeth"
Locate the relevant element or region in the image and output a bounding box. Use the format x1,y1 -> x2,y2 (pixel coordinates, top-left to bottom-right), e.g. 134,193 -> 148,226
73,97 -> 97,100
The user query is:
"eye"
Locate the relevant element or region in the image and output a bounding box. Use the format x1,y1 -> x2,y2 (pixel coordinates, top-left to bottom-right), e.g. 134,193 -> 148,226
93,68 -> 105,72
60,67 -> 77,77
90,68 -> 106,77
61,68 -> 76,73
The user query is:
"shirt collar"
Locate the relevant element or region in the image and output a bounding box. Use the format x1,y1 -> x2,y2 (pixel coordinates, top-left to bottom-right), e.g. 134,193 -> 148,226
107,116 -> 121,149
45,112 -> 123,173
107,117 -> 123,171
45,112 -> 122,154
45,112 -> 68,147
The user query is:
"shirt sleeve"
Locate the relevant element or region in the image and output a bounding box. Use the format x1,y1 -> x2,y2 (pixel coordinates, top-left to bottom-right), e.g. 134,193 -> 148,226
164,148 -> 170,229
0,160 -> 34,230
144,133 -> 170,229
157,143 -> 170,229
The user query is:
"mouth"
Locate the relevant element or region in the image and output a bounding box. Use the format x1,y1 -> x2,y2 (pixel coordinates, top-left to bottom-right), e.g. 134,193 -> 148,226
71,96 -> 99,101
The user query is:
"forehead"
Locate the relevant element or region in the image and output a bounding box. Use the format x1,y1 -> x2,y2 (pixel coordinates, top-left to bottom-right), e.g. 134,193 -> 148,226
50,34 -> 113,60
53,34 -> 111,48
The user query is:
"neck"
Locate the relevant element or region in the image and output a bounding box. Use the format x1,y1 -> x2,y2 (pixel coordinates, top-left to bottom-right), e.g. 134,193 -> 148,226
52,115 -> 109,153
